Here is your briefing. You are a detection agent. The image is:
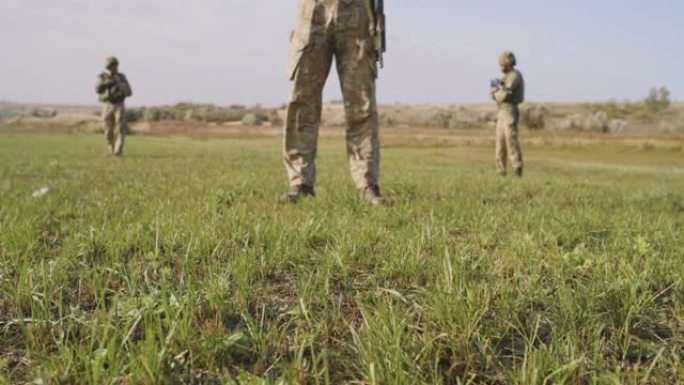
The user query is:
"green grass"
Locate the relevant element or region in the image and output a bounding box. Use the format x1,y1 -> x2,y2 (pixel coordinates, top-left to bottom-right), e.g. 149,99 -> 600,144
0,133 -> 683,384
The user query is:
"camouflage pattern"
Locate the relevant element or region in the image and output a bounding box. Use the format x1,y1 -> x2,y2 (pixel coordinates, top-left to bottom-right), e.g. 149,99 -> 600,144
102,103 -> 127,155
284,0 -> 380,189
492,65 -> 525,175
96,65 -> 132,156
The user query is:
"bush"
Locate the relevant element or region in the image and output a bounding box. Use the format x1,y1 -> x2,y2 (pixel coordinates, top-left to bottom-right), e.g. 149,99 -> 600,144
425,107 -> 481,129
183,109 -> 195,121
659,116 -> 684,133
30,107 -> 57,118
268,110 -> 284,127
581,87 -> 671,124
379,112 -> 396,127
136,104 -> 276,124
644,87 -> 670,113
556,111 -> 627,133
446,108 -> 478,129
608,119 -> 628,134
521,104 -> 547,130
427,109 -> 452,128
241,113 -> 264,126
125,108 -> 143,123
201,108 -> 244,123
478,111 -> 497,124
143,108 -> 161,122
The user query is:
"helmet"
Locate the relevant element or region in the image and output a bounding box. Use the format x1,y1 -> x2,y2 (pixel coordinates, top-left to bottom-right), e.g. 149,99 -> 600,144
499,51 -> 517,67
105,56 -> 119,69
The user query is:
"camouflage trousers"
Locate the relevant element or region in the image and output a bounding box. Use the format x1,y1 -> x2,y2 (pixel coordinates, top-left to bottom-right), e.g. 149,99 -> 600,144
495,106 -> 523,175
284,0 -> 380,189
102,102 -> 127,155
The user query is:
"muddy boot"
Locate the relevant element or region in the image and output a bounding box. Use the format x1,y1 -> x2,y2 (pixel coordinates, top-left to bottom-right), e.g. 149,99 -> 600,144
359,185 -> 387,206
282,184 -> 315,203
514,167 -> 523,178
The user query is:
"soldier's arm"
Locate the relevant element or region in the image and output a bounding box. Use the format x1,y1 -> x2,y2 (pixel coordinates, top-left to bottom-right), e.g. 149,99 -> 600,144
95,74 -> 111,94
494,72 -> 521,103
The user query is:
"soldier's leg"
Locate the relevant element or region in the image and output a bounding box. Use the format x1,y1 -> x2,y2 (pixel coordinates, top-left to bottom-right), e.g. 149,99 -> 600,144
334,2 -> 380,190
283,26 -> 334,188
495,110 -> 508,175
113,104 -> 126,156
103,104 -> 116,154
506,109 -> 523,176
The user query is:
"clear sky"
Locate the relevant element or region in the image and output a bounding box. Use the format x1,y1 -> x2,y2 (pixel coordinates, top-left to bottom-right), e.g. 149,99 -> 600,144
1,0 -> 682,106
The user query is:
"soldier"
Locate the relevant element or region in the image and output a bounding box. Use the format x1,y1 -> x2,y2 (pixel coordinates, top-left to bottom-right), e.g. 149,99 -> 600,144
95,56 -> 132,156
283,0 -> 386,205
491,51 -> 525,177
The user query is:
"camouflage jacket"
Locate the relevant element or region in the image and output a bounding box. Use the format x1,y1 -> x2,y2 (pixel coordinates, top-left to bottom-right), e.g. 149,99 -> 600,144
493,69 -> 524,107
96,72 -> 132,104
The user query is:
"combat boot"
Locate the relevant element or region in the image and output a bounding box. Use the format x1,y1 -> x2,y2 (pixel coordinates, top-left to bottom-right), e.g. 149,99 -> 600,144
514,167 -> 523,178
359,185 -> 387,206
283,184 -> 315,203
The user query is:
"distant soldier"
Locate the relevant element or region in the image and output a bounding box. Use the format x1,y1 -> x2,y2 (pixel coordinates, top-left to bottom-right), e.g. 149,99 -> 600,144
95,57 -> 132,156
283,0 -> 387,205
491,51 -> 525,177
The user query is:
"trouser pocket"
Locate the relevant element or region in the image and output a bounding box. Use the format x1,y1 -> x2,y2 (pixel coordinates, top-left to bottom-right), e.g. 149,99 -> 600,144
288,1 -> 315,80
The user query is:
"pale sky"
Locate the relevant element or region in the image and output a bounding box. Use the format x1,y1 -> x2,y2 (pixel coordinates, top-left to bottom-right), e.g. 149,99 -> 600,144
0,0 -> 682,106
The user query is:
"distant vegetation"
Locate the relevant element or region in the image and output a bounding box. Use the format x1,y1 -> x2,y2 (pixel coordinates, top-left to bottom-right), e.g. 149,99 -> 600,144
339,86 -> 680,134
0,104 -> 57,119
125,103 -> 278,126
554,87 -> 674,133
1,87 -> 681,134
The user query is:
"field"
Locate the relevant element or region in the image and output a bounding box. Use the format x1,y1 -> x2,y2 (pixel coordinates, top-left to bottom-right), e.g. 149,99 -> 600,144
1,131 -> 684,384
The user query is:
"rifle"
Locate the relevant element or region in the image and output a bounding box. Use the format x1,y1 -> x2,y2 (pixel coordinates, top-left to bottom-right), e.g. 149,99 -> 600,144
490,78 -> 503,90
373,0 -> 386,67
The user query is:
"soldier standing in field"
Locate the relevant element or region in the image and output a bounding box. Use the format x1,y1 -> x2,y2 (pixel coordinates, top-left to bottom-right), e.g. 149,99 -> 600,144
491,51 -> 525,177
95,57 -> 132,156
283,0 -> 387,205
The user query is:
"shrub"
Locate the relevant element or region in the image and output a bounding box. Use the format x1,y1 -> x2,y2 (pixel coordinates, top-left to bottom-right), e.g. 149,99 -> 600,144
608,119 -> 628,134
521,104 -> 547,130
557,112 -> 608,132
125,108 -> 143,123
427,109 -> 452,128
379,112 -> 396,127
644,87 -> 670,113
556,111 -> 628,133
268,110 -> 284,127
30,107 -> 57,118
478,111 -> 497,124
201,108 -> 244,123
183,109 -> 195,121
241,113 -> 264,126
446,108 -> 478,129
143,108 -> 161,122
